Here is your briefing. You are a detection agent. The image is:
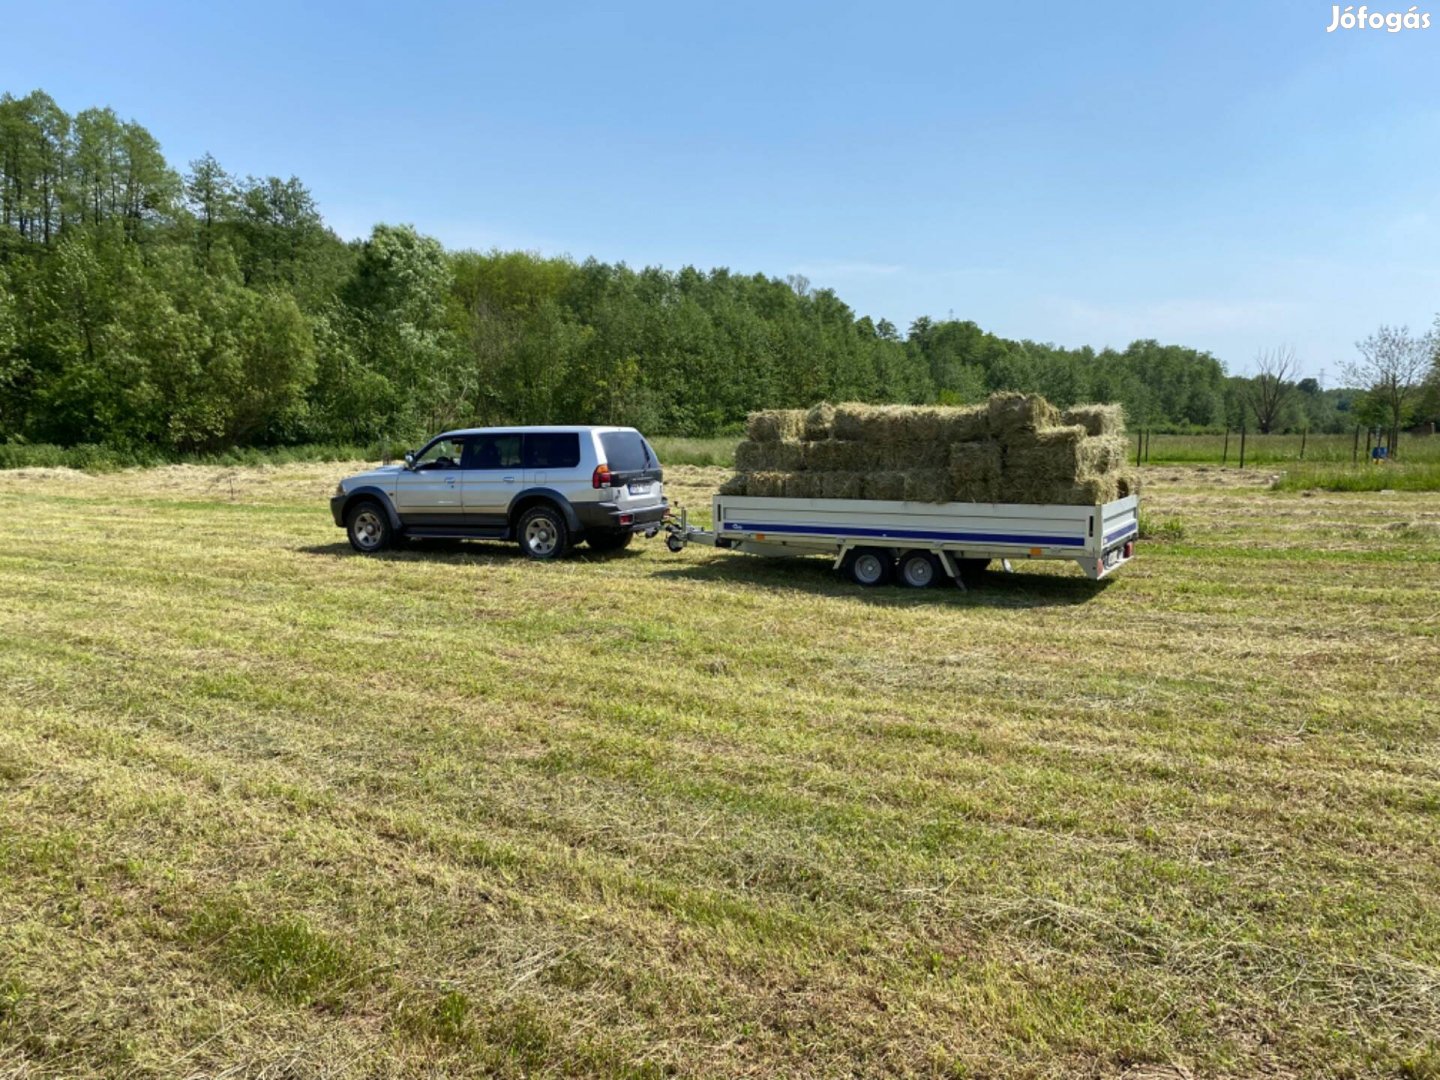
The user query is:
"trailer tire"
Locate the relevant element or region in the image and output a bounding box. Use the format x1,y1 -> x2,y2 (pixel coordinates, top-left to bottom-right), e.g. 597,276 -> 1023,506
845,548 -> 893,587
898,550 -> 941,589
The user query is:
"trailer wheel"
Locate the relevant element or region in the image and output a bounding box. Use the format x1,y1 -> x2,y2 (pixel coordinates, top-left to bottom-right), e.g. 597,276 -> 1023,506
666,533 -> 686,553
898,550 -> 940,588
845,548 -> 893,587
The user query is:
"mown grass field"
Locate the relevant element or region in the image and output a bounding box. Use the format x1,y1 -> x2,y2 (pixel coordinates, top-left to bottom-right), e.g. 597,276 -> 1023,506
1,463 -> 1438,1078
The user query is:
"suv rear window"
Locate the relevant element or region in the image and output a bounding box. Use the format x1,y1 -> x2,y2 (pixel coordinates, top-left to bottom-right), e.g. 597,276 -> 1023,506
598,431 -> 655,472
523,432 -> 581,469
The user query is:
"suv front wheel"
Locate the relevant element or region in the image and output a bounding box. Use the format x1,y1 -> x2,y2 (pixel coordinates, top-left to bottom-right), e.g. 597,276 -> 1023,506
518,505 -> 570,560
346,500 -> 394,554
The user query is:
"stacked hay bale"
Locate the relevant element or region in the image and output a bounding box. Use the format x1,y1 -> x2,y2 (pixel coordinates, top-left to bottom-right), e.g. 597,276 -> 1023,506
722,394 -> 1137,505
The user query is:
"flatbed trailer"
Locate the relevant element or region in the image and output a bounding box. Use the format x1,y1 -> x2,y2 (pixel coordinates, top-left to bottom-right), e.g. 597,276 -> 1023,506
664,493 -> 1139,588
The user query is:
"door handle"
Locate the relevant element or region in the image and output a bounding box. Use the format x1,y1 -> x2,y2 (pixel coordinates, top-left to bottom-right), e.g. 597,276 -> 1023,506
445,476 -> 456,485
503,476 -> 516,483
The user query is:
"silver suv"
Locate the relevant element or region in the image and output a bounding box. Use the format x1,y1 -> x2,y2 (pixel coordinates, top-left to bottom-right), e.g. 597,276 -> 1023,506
330,426 -> 667,558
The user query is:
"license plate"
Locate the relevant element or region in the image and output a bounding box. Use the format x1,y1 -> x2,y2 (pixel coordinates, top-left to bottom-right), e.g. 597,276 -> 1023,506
628,482 -> 650,495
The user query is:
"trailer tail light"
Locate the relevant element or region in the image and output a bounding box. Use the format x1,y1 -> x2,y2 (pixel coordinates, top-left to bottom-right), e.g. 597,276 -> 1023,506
1123,541 -> 1134,558
619,513 -> 634,526
592,464 -> 613,489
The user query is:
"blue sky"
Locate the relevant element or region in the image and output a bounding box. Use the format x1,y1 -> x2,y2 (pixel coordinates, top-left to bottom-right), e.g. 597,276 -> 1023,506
9,0 -> 1440,380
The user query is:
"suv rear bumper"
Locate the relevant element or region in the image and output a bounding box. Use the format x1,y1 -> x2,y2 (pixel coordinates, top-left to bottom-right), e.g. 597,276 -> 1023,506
574,500 -> 668,533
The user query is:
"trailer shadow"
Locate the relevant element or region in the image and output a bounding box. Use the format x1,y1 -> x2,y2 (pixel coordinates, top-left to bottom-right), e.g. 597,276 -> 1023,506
650,552 -> 1109,608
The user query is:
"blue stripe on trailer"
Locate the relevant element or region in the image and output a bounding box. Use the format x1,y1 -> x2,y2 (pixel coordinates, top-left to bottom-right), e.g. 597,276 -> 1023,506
721,521 -> 1087,547
1104,524 -> 1138,544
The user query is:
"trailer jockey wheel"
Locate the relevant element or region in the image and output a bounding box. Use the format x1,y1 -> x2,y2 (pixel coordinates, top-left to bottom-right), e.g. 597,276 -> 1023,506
845,548 -> 893,587
666,533 -> 686,553
898,550 -> 940,588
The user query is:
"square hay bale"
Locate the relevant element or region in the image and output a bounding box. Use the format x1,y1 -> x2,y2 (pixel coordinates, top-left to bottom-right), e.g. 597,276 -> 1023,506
1116,470 -> 1142,498
949,478 -> 1001,504
1061,475 -> 1120,506
1078,434 -> 1130,475
745,409 -> 805,443
743,471 -> 787,498
804,439 -> 871,472
718,474 -> 747,496
987,393 -> 1061,439
803,402 -> 836,441
948,441 -> 1003,484
832,403 -> 889,442
936,405 -> 990,442
998,475 -> 1068,505
903,469 -> 952,504
783,472 -> 821,498
1003,424 -> 1088,483
1062,403 -> 1126,437
861,471 -> 906,501
819,472 -> 864,499
736,439 -> 805,472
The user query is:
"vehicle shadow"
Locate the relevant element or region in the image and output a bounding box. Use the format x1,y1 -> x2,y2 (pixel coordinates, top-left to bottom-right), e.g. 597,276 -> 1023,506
296,539 -> 647,565
650,553 -> 1110,608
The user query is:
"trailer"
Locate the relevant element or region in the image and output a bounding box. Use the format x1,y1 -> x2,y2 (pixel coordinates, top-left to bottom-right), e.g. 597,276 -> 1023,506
664,493 -> 1139,588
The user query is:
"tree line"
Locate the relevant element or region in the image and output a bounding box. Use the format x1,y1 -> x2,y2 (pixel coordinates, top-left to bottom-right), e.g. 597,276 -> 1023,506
2,89 -> 1436,455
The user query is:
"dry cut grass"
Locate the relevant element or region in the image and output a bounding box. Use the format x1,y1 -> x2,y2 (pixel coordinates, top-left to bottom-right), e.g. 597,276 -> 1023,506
0,462 -> 1438,1078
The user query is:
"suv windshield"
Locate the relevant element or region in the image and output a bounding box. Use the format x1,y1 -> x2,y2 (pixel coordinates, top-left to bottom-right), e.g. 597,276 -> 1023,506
599,431 -> 657,473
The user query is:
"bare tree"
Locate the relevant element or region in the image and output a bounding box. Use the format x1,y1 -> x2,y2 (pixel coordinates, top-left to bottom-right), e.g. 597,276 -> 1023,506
1240,345 -> 1300,434
1345,325 -> 1437,455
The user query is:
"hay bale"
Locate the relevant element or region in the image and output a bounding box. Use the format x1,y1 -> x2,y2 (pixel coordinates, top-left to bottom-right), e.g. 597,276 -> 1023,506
804,439 -> 870,471
746,410 -> 805,443
948,441 -> 1002,484
832,403 -> 888,441
735,439 -> 805,472
861,472 -> 906,501
903,469 -> 952,504
1004,425 -> 1088,483
744,471 -> 787,497
1062,403 -> 1126,437
717,474 -> 747,496
1078,434 -> 1130,474
1116,471 -> 1142,498
1062,476 -> 1120,505
803,402 -> 836,440
819,472 -> 863,499
783,472 -> 821,498
937,405 -> 990,443
987,393 -> 1060,439
949,478 -> 1001,503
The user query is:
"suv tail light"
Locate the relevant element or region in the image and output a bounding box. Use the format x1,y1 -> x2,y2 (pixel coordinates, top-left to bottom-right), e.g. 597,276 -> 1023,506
592,464 -> 612,489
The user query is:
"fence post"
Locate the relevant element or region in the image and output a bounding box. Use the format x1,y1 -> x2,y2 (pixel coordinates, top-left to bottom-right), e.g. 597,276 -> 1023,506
1223,427 -> 1229,465
1353,425 -> 1360,464
1136,431 -> 1143,467
1144,429 -> 1151,463
1300,427 -> 1307,460
1239,425 -> 1247,469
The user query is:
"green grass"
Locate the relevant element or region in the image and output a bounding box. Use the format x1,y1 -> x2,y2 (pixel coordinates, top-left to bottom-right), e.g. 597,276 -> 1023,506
0,463 -> 1438,1077
1271,460 -> 1440,492
1138,431 -> 1440,466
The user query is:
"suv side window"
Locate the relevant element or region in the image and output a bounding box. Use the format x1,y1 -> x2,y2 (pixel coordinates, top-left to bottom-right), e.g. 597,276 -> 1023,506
523,433 -> 581,469
413,437 -> 466,470
461,435 -> 522,471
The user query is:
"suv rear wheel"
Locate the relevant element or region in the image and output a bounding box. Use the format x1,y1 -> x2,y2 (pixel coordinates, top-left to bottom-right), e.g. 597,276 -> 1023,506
346,500 -> 393,554
518,504 -> 570,560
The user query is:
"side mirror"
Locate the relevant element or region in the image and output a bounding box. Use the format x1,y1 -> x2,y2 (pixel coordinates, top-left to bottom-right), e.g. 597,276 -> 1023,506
403,451 -> 416,469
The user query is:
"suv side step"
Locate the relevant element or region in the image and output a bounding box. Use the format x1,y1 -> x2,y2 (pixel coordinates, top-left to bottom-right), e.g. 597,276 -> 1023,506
403,526 -> 510,540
